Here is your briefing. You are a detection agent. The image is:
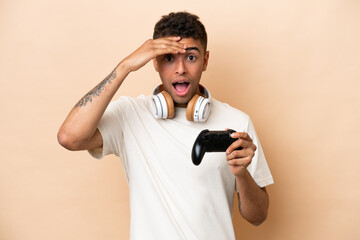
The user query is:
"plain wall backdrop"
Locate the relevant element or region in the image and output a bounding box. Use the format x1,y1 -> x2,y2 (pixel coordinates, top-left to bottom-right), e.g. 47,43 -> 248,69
1,0 -> 359,239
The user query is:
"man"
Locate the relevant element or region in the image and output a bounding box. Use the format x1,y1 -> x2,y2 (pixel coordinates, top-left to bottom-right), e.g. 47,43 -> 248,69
58,12 -> 273,239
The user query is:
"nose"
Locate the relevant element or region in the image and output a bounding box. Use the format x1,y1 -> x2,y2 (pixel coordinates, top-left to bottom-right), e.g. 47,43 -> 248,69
175,58 -> 187,75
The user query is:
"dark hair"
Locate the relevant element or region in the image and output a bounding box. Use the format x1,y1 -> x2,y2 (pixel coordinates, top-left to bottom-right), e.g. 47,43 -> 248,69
153,12 -> 208,52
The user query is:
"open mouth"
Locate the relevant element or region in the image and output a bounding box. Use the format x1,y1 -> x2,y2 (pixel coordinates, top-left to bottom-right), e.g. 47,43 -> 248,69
172,81 -> 190,96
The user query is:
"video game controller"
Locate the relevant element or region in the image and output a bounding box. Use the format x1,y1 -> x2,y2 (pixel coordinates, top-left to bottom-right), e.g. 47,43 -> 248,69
191,129 -> 243,166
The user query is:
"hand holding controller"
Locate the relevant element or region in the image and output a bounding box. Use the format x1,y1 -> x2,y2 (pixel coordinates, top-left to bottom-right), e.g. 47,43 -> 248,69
191,129 -> 243,166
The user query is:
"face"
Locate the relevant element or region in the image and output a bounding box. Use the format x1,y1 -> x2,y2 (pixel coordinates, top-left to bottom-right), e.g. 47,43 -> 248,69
153,38 -> 209,106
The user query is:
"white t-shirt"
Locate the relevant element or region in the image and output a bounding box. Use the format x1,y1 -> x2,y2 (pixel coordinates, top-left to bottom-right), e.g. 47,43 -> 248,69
89,95 -> 273,240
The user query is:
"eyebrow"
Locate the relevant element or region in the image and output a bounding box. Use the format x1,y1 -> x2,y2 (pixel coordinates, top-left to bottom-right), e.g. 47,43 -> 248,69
185,47 -> 200,52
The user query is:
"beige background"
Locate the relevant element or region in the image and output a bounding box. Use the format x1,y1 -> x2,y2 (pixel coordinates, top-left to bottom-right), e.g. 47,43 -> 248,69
1,0 -> 359,239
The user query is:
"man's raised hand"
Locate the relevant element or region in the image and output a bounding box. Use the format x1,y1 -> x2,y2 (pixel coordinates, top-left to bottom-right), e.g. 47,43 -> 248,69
121,36 -> 187,72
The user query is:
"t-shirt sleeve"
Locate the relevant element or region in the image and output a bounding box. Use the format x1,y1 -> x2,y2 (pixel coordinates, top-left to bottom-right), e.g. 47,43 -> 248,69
88,99 -> 125,159
237,118 -> 274,189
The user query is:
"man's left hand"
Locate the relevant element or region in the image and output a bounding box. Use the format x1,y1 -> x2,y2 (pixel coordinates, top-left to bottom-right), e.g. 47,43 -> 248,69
226,131 -> 257,177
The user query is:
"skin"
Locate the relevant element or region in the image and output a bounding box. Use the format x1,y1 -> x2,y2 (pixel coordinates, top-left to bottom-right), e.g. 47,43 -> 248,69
57,36 -> 187,151
57,36 -> 269,226
227,131 -> 269,225
153,38 -> 209,106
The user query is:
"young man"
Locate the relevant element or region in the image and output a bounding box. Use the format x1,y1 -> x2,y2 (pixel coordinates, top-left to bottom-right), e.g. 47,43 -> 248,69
58,12 -> 273,239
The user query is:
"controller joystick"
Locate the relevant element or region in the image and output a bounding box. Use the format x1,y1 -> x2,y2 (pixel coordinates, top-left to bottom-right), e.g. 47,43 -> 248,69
191,129 -> 243,166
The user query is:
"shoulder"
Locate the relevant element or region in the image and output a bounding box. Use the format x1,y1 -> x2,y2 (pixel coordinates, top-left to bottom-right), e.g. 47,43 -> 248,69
107,95 -> 152,116
206,98 -> 251,131
211,98 -> 250,120
110,95 -> 151,108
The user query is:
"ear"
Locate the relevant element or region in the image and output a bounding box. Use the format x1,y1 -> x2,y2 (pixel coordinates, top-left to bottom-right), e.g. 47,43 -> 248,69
202,51 -> 210,71
153,58 -> 159,72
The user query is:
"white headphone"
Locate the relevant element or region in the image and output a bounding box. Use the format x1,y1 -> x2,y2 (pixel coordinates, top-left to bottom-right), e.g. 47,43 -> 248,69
151,84 -> 211,122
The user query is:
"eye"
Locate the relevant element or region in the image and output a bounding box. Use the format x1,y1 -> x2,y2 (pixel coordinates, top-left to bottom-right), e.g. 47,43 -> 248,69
165,55 -> 173,62
187,55 -> 197,61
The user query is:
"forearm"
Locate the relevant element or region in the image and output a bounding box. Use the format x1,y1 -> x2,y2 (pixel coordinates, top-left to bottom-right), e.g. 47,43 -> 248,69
57,61 -> 130,150
58,37 -> 187,150
235,170 -> 269,226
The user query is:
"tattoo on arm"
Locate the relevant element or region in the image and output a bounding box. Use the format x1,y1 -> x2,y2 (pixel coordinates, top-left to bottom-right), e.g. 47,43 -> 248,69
74,69 -> 116,107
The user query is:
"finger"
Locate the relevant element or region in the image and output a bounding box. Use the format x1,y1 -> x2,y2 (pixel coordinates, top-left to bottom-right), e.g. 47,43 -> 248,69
226,138 -> 253,154
153,36 -> 181,42
227,140 -> 257,157
153,37 -> 186,48
153,47 -> 186,57
230,132 -> 253,142
227,148 -> 255,161
152,42 -> 187,55
227,157 -> 252,167
227,149 -> 246,160
165,36 -> 182,41
156,36 -> 181,41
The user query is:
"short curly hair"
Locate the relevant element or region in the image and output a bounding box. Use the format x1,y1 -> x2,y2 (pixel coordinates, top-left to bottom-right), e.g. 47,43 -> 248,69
153,12 -> 208,52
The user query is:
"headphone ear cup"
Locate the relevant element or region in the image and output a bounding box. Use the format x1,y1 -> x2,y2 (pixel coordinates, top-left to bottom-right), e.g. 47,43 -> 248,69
161,91 -> 175,119
197,98 -> 211,122
151,91 -> 174,119
186,94 -> 211,122
186,94 -> 200,121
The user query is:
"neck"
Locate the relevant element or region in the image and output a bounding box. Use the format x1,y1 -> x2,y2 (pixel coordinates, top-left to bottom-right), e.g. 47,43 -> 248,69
175,102 -> 187,108
174,88 -> 202,108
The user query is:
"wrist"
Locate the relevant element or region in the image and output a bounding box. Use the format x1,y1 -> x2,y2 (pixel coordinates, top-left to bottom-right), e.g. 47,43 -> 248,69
117,59 -> 133,74
234,168 -> 250,180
